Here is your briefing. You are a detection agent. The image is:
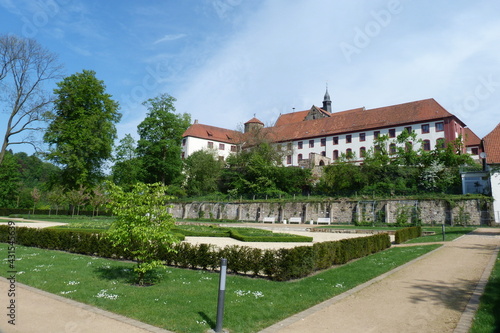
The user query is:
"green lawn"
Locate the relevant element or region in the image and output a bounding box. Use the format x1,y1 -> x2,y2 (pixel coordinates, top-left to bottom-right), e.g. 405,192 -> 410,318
469,250 -> 500,333
405,227 -> 476,243
0,243 -> 440,333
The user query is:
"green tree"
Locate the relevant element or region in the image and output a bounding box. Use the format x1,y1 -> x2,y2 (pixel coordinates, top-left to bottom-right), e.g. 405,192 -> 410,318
105,182 -> 178,285
222,142 -> 310,197
44,70 -> 121,189
137,94 -> 191,185
0,151 -> 21,207
183,149 -> 223,196
111,134 -> 143,189
0,34 -> 63,166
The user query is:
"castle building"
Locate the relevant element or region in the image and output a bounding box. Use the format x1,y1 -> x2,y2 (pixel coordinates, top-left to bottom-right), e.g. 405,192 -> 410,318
181,90 -> 482,166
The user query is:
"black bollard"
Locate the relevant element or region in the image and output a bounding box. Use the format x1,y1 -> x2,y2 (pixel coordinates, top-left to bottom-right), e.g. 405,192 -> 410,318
215,258 -> 227,332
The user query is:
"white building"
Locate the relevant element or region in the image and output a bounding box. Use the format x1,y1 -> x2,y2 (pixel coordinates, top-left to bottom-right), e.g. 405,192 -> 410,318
182,90 -> 481,167
483,123 -> 500,223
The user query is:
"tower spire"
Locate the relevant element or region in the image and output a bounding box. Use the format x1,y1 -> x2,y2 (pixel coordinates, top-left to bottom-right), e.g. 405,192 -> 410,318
322,84 -> 332,113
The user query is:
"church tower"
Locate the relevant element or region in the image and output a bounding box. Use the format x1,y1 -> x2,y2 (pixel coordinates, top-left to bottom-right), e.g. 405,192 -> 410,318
322,86 -> 332,113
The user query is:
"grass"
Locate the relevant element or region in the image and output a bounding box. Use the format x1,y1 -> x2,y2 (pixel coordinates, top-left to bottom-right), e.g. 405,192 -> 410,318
405,227 -> 476,243
469,250 -> 500,333
0,242 -> 440,332
318,225 -> 477,243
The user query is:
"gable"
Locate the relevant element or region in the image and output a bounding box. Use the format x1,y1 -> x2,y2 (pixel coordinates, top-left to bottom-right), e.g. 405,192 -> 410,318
483,122 -> 500,164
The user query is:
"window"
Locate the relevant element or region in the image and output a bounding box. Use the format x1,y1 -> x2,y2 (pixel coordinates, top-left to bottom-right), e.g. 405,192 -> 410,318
219,143 -> 225,150
421,124 -> 430,133
298,154 -> 303,161
360,147 -> 366,158
405,141 -> 413,152
231,145 -> 237,152
405,126 -> 412,133
333,136 -> 339,145
287,142 -> 292,150
471,148 -> 479,155
207,141 -> 214,148
298,141 -> 303,149
423,140 -> 431,151
309,140 -> 314,148
389,129 -> 396,138
321,151 -> 326,157
346,135 -> 352,143
359,133 -> 366,142
346,148 -> 353,158
389,143 -> 396,155
374,131 -> 380,139
287,155 -> 292,164
333,150 -> 339,160
436,122 -> 444,132
181,152 -> 185,159
320,138 -> 326,147
218,156 -> 224,162
182,138 -> 186,146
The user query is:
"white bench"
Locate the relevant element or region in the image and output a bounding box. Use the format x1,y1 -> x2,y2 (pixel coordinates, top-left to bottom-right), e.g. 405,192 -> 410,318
262,217 -> 276,224
288,217 -> 302,224
316,218 -> 331,225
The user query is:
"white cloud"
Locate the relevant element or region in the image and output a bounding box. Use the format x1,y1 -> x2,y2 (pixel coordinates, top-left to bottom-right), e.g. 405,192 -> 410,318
153,33 -> 187,44
173,0 -> 500,139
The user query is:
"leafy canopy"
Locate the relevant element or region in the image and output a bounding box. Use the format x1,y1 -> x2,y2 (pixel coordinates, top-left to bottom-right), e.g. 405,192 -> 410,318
44,70 -> 121,189
137,93 -> 191,185
105,182 -> 178,285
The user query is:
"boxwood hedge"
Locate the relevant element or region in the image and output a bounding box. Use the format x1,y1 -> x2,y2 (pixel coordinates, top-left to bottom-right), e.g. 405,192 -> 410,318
0,225 -> 390,281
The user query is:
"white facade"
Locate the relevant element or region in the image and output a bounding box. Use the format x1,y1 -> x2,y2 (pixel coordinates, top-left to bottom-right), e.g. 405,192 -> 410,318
283,120 -> 452,166
182,136 -> 237,161
490,169 -> 500,223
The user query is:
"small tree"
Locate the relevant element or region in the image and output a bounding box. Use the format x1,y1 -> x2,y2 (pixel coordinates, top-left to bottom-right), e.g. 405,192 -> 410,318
30,187 -> 40,215
105,182 -> 178,285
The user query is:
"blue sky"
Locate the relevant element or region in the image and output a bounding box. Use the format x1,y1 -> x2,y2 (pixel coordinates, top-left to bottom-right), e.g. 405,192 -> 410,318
1,0 -> 499,155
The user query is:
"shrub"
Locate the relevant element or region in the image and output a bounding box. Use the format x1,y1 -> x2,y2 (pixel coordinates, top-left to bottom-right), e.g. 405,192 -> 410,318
0,226 -> 391,281
394,226 -> 422,244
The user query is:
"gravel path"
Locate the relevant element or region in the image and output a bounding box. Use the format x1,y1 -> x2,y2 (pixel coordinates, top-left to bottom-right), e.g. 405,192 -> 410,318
260,228 -> 500,333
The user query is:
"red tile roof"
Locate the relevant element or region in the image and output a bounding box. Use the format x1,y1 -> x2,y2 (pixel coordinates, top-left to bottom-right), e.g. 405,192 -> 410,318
245,117 -> 264,125
274,106 -> 333,126
184,98 -> 465,148
274,110 -> 309,126
182,123 -> 242,144
483,122 -> 500,164
266,98 -> 457,142
464,128 -> 481,147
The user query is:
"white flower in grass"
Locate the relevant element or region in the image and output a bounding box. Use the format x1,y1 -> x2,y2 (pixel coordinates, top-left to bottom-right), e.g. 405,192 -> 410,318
95,289 -> 119,300
234,290 -> 264,298
60,290 -> 77,295
67,281 -> 80,286
32,268 -> 41,272
17,271 -> 25,275
252,291 -> 264,298
335,283 -> 344,288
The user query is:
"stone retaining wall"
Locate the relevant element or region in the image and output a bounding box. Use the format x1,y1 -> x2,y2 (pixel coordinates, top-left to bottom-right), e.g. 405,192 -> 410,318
168,198 -> 492,225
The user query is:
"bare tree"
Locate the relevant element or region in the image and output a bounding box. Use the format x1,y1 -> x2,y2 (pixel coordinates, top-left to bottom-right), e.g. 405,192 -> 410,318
0,34 -> 63,165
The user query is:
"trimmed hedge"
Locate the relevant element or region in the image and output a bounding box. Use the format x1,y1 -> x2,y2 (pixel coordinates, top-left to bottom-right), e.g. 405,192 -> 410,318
0,225 -> 391,281
394,226 -> 422,244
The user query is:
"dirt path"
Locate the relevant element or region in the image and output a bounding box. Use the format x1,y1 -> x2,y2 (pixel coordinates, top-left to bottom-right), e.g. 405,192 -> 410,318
0,217 -> 67,229
261,228 -> 500,333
